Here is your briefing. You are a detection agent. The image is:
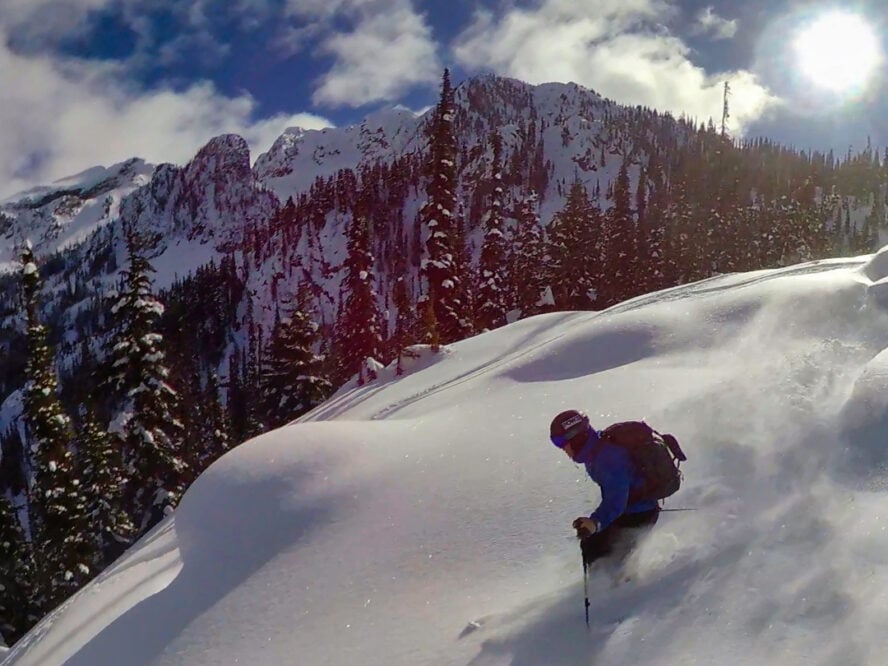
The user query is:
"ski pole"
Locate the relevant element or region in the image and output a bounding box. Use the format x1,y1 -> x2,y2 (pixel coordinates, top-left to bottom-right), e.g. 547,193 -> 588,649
660,507 -> 698,512
582,553 -> 590,628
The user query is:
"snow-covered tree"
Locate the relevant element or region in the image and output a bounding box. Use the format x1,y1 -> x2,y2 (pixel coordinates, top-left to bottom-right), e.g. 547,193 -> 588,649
390,275 -> 417,376
19,242 -> 92,610
260,285 -> 332,428
547,180 -> 602,309
76,409 -> 134,569
474,131 -> 509,332
420,68 -> 471,344
636,161 -> 669,294
600,160 -> 637,307
107,226 -> 187,535
197,371 -> 232,468
510,192 -> 548,318
335,214 -> 384,385
0,493 -> 36,645
0,425 -> 27,497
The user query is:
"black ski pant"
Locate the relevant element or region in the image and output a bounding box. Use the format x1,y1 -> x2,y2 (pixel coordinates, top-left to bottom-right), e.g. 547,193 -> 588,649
580,508 -> 660,566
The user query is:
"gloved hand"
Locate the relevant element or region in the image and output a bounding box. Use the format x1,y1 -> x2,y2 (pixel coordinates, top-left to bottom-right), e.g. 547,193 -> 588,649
572,517 -> 599,538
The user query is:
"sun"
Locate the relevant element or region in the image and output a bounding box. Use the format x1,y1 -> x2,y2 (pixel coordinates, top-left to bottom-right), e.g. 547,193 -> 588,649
794,11 -> 883,94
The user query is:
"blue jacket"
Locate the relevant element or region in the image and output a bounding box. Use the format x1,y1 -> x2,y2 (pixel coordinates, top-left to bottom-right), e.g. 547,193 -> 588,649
575,429 -> 659,530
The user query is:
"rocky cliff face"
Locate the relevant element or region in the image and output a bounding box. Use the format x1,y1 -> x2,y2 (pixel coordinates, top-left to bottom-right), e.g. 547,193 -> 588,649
118,134 -> 278,255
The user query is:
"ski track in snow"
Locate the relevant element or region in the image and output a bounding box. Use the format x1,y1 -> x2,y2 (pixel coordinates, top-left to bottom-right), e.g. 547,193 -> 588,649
366,327 -> 578,421
608,258 -> 864,317
306,313 -> 583,423
326,259 -> 863,426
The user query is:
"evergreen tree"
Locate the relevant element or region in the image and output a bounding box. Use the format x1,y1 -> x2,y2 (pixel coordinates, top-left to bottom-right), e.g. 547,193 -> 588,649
76,409 -> 134,569
260,285 -> 332,428
226,348 -> 252,444
19,243 -> 92,611
638,160 -> 669,293
547,180 -> 601,309
0,493 -> 36,644
419,298 -> 440,351
634,164 -> 649,267
475,132 -> 509,331
177,363 -> 209,486
335,213 -> 384,385
107,226 -> 187,535
390,275 -> 417,375
511,192 -> 548,317
0,426 -> 27,497
452,201 -> 475,337
420,68 -> 471,344
171,358 -> 231,482
241,307 -> 265,438
662,172 -> 699,285
600,160 -> 637,306
198,372 -> 232,467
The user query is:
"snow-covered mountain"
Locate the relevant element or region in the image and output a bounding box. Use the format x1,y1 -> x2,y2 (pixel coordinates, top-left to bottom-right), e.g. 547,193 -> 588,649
7,246 -> 888,665
111,134 -> 280,287
253,106 -> 424,200
0,158 -> 154,272
0,73 -> 673,390
252,74 -> 635,220
0,74 -> 642,283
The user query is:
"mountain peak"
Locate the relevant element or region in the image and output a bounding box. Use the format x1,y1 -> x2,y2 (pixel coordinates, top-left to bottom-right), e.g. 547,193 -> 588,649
192,134 -> 252,176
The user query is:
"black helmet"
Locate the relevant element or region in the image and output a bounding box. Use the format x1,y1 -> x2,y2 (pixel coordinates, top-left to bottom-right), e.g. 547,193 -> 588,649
550,409 -> 591,449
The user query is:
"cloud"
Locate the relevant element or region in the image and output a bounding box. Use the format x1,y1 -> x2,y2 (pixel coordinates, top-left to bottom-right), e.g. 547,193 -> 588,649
284,0 -> 363,20
312,2 -> 440,107
280,0 -> 441,107
3,0 -> 441,110
0,0 -> 114,50
0,37 -> 332,198
453,0 -> 775,134
692,6 -> 738,40
1,0 -> 269,70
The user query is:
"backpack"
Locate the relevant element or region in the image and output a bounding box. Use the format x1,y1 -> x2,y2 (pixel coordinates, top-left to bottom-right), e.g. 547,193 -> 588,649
600,421 -> 687,503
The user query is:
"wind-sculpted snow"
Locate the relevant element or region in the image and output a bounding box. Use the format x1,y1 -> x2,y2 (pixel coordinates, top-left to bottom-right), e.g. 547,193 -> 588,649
13,252 -> 888,665
855,244 -> 888,312
836,347 -> 888,489
859,244 -> 888,282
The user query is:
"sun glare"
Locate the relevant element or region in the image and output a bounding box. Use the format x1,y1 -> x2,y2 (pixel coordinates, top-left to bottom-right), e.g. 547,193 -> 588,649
794,12 -> 882,94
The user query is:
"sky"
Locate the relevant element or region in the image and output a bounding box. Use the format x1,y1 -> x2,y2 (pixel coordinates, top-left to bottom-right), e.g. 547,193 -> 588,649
6,243 -> 888,664
2,0 -> 888,197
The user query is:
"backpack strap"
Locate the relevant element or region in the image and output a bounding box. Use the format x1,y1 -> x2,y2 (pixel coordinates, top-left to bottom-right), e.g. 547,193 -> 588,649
660,433 -> 687,462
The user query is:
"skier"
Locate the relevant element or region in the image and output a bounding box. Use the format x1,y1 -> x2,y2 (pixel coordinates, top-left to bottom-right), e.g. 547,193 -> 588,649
549,409 -> 673,567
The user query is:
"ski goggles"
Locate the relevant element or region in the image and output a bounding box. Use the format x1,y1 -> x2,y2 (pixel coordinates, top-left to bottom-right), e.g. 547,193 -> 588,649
551,421 -> 590,448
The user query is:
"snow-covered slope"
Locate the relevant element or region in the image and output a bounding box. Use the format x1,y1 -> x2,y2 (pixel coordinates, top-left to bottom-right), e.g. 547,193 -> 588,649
254,106 -> 424,201
0,159 -> 154,271
7,247 -> 888,665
